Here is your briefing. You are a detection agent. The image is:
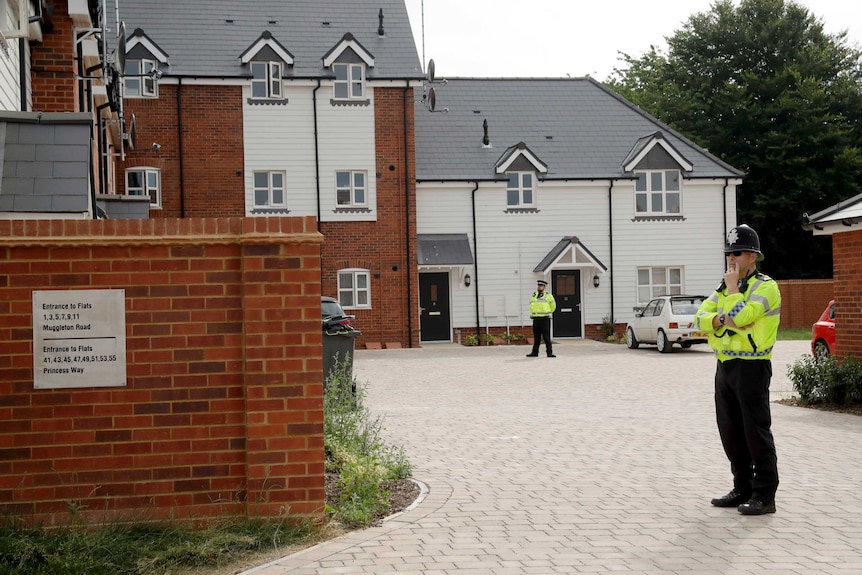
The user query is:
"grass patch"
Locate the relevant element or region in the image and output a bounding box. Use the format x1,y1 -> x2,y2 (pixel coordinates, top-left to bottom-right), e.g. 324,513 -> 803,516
0,516 -> 317,575
777,327 -> 811,341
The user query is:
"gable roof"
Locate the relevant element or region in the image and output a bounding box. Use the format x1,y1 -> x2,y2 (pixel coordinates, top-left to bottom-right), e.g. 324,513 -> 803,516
414,78 -> 743,181
113,0 -> 423,80
803,192 -> 862,236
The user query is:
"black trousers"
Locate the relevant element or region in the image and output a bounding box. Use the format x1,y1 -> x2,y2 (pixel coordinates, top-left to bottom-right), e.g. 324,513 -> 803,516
531,317 -> 553,355
714,358 -> 779,501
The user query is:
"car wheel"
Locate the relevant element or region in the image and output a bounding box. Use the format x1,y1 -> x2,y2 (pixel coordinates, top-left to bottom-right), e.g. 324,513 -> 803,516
657,330 -> 673,353
626,326 -> 639,349
813,340 -> 830,359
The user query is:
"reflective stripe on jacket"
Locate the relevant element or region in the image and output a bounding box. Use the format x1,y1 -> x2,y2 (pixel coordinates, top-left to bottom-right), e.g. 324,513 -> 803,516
530,291 -> 556,318
694,272 -> 781,362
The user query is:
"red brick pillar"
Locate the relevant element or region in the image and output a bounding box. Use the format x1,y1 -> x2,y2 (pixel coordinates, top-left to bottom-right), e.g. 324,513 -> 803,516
241,217 -> 326,517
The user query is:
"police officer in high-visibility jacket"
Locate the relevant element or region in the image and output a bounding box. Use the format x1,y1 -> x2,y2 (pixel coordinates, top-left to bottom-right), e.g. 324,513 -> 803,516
527,280 -> 557,357
694,224 -> 781,515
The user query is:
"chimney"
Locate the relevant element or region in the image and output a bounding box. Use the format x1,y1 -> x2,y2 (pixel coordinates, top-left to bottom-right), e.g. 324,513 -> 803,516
378,8 -> 385,36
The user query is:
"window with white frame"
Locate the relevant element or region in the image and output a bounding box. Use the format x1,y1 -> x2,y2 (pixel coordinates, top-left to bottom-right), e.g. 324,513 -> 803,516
338,269 -> 370,309
506,172 -> 535,207
333,63 -> 364,100
634,169 -> 681,215
124,58 -> 158,98
335,170 -> 367,207
126,168 -> 161,208
250,61 -> 283,99
253,171 -> 286,208
637,266 -> 683,304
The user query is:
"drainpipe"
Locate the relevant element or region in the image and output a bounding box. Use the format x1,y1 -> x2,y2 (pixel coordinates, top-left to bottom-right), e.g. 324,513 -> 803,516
607,179 -> 615,325
403,84 -> 413,347
177,78 -> 186,217
313,80 -> 322,231
19,38 -> 27,111
470,181 -> 480,337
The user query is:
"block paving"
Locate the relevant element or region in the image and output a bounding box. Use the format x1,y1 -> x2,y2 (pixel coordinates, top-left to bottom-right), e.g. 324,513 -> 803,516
244,339 -> 862,574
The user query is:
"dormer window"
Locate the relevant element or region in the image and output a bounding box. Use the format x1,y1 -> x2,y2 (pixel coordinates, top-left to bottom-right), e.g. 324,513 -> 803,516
635,169 -> 681,215
251,61 -> 283,99
333,63 -> 364,100
124,58 -> 158,98
507,172 -> 535,207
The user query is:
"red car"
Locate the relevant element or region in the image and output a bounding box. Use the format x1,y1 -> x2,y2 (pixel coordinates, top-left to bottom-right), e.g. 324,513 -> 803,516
811,300 -> 835,358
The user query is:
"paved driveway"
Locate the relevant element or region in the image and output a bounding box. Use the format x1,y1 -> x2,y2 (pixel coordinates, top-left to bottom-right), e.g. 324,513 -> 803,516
245,340 -> 862,574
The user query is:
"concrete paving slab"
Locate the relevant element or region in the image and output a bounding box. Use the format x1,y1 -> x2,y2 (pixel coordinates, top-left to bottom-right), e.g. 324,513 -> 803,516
242,339 -> 862,574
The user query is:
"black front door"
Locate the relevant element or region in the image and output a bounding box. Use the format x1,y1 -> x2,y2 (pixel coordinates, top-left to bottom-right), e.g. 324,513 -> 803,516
419,272 -> 451,342
552,270 -> 582,337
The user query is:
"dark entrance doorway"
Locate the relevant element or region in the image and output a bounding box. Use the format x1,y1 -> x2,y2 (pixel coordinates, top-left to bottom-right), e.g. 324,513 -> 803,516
419,272 -> 451,342
552,270 -> 582,337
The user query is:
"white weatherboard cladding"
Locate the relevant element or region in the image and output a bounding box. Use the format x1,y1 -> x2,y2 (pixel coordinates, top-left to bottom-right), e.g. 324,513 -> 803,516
317,90 -> 376,222
0,1 -> 24,111
417,178 -> 737,335
417,183 -> 478,330
242,83 -> 376,220
243,85 -> 316,215
611,179 -> 738,323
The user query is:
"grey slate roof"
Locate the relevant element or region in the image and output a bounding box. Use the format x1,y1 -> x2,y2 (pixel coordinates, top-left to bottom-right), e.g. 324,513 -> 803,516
417,234 -> 474,266
414,78 -> 743,181
114,0 -> 423,80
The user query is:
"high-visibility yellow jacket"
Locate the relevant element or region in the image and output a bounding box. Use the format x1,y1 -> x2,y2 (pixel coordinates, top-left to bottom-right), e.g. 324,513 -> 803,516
530,291 -> 556,318
694,272 -> 781,362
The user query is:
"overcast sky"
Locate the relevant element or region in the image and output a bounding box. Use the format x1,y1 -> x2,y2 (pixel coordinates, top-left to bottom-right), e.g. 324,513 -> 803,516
403,0 -> 862,80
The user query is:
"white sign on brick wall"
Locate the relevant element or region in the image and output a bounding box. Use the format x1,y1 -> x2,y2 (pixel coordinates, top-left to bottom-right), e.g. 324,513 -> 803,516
32,289 -> 127,389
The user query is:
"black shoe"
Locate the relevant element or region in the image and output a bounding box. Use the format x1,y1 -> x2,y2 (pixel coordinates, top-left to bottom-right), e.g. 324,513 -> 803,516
738,497 -> 776,515
526,353 -> 539,357
547,354 -> 556,357
710,490 -> 749,508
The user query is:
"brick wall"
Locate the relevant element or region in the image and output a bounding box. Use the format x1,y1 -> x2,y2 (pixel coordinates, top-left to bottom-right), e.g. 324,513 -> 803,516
775,279 -> 834,329
320,87 -> 420,348
122,84 -> 246,218
30,1 -> 78,112
833,232 -> 862,359
0,217 -> 325,525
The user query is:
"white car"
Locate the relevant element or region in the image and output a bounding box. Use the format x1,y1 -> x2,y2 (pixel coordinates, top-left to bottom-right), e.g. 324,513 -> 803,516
626,295 -> 709,353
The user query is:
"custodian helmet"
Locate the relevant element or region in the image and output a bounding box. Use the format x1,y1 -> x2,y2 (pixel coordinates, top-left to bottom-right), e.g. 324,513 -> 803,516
725,224 -> 762,256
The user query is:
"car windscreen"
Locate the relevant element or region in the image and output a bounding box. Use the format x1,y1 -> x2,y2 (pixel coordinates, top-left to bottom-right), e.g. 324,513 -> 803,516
670,298 -> 703,315
321,301 -> 343,318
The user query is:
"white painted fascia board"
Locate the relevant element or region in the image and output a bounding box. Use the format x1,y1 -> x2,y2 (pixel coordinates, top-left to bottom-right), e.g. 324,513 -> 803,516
623,138 -> 693,172
494,147 -> 548,174
239,35 -> 294,65
126,35 -> 170,64
322,36 -> 375,68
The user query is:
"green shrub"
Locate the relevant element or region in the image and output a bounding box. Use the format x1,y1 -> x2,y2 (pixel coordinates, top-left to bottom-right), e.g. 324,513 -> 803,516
599,315 -> 616,340
463,334 -> 479,346
787,354 -> 862,406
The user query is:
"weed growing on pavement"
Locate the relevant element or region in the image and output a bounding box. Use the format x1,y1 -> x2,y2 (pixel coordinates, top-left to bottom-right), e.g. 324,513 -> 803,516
324,356 -> 412,527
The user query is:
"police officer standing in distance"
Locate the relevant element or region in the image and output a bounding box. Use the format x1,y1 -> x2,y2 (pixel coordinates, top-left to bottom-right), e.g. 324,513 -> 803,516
527,280 -> 556,358
695,224 -> 782,515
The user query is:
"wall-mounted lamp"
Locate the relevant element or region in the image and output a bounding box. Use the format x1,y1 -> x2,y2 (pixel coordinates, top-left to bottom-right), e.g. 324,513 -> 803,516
593,274 -> 600,288
464,273 -> 471,287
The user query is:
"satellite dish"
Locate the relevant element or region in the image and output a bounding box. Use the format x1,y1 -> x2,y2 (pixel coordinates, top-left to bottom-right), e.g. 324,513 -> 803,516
116,21 -> 126,75
426,59 -> 435,83
427,87 -> 436,112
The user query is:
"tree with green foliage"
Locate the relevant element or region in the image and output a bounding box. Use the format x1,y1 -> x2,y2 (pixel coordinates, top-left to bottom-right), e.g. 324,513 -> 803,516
606,0 -> 862,278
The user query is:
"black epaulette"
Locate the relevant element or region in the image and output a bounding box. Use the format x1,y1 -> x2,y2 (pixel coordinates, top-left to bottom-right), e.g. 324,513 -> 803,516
755,272 -> 772,281
715,280 -> 726,292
